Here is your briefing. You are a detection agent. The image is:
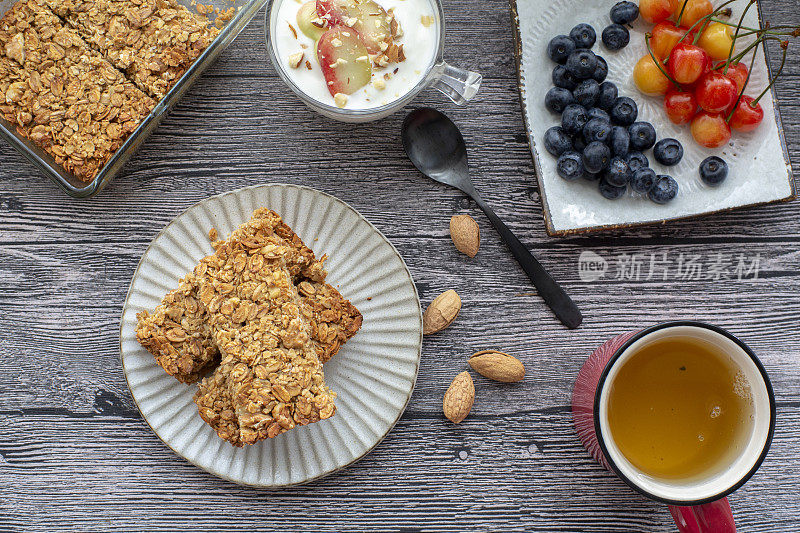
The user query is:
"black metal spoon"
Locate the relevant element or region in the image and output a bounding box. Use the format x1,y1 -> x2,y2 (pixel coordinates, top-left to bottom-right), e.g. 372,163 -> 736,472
401,108 -> 582,329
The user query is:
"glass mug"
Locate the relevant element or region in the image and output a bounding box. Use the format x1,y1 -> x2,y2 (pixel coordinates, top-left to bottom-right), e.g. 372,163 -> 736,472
572,322 -> 775,532
264,0 -> 481,122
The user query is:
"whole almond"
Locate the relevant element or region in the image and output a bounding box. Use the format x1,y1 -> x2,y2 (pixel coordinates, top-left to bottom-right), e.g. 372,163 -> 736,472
469,350 -> 525,383
450,215 -> 480,258
443,371 -> 475,424
422,289 -> 461,335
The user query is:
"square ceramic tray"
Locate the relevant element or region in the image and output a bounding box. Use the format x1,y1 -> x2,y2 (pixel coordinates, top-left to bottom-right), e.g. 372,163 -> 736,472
0,0 -> 268,198
510,0 -> 796,236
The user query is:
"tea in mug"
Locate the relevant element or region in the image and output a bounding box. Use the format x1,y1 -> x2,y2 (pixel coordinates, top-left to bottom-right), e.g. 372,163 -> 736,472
607,336 -> 754,480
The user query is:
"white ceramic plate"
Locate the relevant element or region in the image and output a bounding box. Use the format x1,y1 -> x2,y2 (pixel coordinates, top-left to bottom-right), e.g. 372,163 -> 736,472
511,0 -> 796,236
120,184 -> 422,486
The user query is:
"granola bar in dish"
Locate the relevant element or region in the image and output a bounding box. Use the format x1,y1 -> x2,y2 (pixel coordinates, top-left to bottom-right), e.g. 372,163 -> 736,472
0,0 -> 156,180
135,209 -> 362,445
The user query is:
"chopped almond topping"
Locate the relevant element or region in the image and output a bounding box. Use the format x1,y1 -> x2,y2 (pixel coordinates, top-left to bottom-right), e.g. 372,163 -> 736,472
288,52 -> 305,69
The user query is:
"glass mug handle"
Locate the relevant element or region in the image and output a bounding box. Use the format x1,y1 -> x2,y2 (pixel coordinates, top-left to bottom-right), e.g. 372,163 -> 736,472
669,498 -> 737,532
430,62 -> 482,105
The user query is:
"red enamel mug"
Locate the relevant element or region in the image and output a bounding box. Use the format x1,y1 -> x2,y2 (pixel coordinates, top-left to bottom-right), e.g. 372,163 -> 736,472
572,322 -> 776,532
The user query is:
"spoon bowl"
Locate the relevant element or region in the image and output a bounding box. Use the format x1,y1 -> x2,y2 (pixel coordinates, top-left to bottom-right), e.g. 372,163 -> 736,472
402,108 -> 470,192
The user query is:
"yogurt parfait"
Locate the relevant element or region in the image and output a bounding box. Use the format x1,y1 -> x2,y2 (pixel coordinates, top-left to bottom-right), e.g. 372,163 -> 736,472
267,0 -> 481,121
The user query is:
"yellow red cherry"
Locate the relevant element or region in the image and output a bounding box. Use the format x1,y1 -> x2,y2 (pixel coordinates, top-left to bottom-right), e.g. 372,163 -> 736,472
633,55 -> 671,95
697,22 -> 734,61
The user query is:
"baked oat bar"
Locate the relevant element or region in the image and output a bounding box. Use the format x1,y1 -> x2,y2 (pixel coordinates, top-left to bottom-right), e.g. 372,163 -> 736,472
298,279 -> 363,364
194,213 -> 337,445
47,0 -> 220,99
135,274 -> 218,384
0,0 -> 156,180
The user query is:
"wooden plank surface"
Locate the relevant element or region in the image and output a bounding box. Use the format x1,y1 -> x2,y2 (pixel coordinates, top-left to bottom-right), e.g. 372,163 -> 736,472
1,0 -> 800,531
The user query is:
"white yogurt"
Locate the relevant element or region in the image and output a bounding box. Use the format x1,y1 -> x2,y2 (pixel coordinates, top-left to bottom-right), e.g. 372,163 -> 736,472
273,0 -> 439,109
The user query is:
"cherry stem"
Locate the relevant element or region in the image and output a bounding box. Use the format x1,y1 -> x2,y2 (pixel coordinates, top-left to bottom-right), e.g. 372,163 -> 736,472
708,18 -> 800,34
645,33 -> 681,90
724,0 -> 756,74
752,40 -> 788,106
675,0 -> 689,28
725,34 -> 769,67
726,37 -> 760,123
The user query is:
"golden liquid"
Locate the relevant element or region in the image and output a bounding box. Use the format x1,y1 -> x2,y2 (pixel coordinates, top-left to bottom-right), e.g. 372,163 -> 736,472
607,336 -> 753,480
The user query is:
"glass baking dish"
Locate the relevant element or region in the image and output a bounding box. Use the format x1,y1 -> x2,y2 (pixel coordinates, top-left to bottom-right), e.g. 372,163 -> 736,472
0,0 -> 268,198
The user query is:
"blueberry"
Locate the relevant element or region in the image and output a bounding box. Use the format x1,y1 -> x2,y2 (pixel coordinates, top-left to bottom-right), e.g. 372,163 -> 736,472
599,178 -> 627,200
653,138 -> 684,166
597,82 -> 618,110
587,107 -> 610,122
544,126 -> 573,156
602,24 -> 630,50
631,168 -> 657,193
557,151 -> 586,181
593,55 -> 608,82
548,35 -> 576,64
699,156 -> 729,186
545,87 -> 575,114
562,104 -> 589,135
610,126 -> 630,156
553,65 -> 579,90
628,121 -> 657,151
610,97 -> 638,126
570,23 -> 596,49
573,79 -> 600,108
648,175 -> 679,204
583,118 -> 611,145
626,151 -> 649,173
606,156 -> 630,187
566,50 -> 598,79
610,1 -> 639,24
582,141 -> 611,174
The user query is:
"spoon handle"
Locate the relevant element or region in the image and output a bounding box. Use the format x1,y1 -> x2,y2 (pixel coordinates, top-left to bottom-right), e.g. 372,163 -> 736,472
472,196 -> 583,329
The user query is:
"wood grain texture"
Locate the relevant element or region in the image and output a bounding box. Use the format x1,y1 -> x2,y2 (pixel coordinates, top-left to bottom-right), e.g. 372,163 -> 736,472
1,0 -> 799,531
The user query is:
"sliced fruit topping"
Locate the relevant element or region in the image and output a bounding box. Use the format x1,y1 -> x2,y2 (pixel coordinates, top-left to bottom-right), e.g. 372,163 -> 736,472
317,0 -> 395,54
297,0 -> 327,40
316,26 -> 372,97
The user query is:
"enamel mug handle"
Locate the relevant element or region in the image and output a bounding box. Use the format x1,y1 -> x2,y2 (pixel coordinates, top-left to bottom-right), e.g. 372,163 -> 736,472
669,498 -> 736,533
430,62 -> 482,105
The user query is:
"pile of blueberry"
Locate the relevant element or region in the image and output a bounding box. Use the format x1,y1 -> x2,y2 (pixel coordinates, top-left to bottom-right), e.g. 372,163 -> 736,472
543,1 -> 682,204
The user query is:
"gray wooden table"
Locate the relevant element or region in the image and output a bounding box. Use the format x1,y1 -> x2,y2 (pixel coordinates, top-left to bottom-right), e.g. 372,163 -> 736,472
2,1 -> 799,531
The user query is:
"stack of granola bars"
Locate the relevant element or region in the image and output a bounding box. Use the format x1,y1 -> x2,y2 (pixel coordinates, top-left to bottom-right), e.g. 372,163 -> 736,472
135,209 -> 363,446
0,0 -> 220,180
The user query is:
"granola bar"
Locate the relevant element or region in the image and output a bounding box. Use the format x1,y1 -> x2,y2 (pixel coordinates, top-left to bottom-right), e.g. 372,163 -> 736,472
135,274 -> 218,384
0,0 -> 156,180
298,279 -> 363,364
194,213 -> 337,445
47,0 -> 220,99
